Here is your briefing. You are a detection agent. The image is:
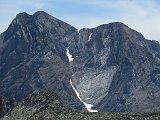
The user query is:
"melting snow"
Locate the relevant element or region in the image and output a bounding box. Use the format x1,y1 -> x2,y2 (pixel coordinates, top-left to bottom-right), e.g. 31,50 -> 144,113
66,48 -> 74,62
88,33 -> 92,42
70,79 -> 98,112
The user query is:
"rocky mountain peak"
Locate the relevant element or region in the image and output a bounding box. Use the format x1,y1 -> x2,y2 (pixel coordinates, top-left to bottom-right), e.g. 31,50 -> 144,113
33,11 -> 49,16
10,11 -> 52,26
2,11 -> 76,53
32,11 -> 57,24
15,12 -> 31,19
9,12 -> 31,28
73,21 -> 148,69
6,11 -> 76,38
96,22 -> 145,41
97,22 -> 128,29
12,11 -> 52,24
0,11 -> 83,111
1,11 -> 160,116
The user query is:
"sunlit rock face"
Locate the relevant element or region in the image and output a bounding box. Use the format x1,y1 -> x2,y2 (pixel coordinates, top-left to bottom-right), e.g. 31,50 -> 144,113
70,23 -> 160,112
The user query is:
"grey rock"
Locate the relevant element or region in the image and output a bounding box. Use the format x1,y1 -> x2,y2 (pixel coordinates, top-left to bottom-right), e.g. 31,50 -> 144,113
70,22 -> 160,112
1,91 -> 160,120
1,11 -> 160,115
0,11 -> 83,110
0,96 -> 16,118
71,66 -> 117,105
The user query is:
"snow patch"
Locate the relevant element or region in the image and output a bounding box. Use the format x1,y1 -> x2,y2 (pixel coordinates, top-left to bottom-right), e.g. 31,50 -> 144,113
88,33 -> 92,42
85,98 -> 91,100
146,57 -> 149,62
77,29 -> 80,33
70,79 -> 98,112
66,48 -> 74,62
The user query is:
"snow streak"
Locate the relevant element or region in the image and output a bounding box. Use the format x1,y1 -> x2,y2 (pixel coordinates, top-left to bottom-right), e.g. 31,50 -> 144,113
88,33 -> 92,42
70,79 -> 98,112
66,48 -> 74,62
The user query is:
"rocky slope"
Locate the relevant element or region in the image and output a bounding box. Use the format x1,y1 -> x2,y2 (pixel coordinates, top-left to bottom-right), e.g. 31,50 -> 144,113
1,91 -> 160,120
0,11 -> 160,115
0,11 -> 83,110
70,23 -> 160,112
0,96 -> 16,118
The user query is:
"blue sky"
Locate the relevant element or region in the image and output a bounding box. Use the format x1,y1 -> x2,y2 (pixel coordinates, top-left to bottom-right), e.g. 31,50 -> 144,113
0,0 -> 160,41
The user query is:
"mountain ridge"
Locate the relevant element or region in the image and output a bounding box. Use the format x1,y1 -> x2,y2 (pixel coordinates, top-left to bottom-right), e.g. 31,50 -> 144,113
0,11 -> 84,111
1,11 -> 160,117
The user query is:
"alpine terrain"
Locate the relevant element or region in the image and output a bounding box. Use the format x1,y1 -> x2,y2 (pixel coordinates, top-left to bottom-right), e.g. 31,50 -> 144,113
0,11 -> 160,119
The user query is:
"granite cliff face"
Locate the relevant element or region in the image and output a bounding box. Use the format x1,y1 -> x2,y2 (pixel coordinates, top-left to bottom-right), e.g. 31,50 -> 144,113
0,11 -> 160,116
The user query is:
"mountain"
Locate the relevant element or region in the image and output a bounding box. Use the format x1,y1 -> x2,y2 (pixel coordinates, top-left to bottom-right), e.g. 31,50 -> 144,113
71,23 -> 160,112
1,91 -> 160,120
1,11 -> 160,116
0,11 -> 84,110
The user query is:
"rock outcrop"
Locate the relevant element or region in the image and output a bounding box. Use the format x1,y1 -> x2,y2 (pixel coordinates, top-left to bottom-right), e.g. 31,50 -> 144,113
1,91 -> 160,120
0,96 -> 16,118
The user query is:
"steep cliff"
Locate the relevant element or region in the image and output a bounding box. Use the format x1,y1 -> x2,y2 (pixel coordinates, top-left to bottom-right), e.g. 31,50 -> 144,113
70,23 -> 160,112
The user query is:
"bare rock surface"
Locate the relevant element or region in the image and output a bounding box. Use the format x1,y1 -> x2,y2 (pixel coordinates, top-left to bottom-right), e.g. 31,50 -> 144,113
0,11 -> 83,111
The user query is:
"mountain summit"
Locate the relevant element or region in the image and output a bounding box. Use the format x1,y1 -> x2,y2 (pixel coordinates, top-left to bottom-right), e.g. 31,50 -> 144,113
0,11 -> 83,110
70,21 -> 160,112
1,11 -> 160,116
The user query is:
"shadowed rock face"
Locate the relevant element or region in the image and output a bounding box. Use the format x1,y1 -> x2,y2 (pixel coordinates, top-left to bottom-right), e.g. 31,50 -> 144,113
0,96 -> 16,118
0,11 -> 83,110
1,11 -> 160,114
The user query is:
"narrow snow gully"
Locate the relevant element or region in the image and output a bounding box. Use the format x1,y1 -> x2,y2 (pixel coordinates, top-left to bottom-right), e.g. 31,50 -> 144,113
88,33 -> 92,42
66,48 -> 74,62
70,78 -> 98,112
66,48 -> 97,112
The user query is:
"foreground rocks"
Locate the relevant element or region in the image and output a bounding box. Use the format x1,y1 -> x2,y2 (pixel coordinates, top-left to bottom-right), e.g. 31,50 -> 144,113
0,96 -> 16,118
1,91 -> 160,120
